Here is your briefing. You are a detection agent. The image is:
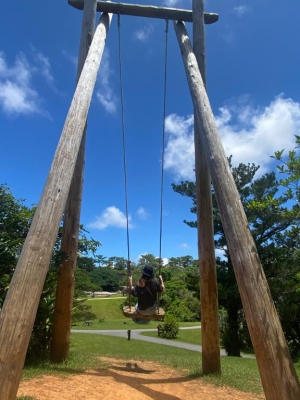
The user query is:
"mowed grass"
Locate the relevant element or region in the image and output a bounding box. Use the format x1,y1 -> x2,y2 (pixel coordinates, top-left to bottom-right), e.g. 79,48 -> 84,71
77,298 -> 201,331
85,297 -> 125,320
75,297 -> 158,330
141,327 -> 202,345
21,299 -> 300,398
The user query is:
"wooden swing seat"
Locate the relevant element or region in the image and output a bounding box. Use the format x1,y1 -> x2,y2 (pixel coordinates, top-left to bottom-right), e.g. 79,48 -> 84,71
122,306 -> 165,321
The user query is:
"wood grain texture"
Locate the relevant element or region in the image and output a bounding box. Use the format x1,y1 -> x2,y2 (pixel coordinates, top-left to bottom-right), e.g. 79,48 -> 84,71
50,0 -> 98,364
174,19 -> 300,400
0,11 -> 112,400
193,0 -> 221,375
69,0 -> 219,24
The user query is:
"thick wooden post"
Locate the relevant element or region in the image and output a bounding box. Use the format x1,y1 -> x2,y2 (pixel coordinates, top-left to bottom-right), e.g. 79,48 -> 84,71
174,20 -> 300,400
193,0 -> 221,374
0,12 -> 112,400
50,0 -> 98,364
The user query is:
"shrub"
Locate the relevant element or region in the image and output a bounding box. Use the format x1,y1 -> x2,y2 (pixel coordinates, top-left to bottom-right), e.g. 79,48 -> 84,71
26,273 -> 56,358
160,314 -> 179,338
219,308 -> 253,355
72,300 -> 97,323
167,299 -> 194,322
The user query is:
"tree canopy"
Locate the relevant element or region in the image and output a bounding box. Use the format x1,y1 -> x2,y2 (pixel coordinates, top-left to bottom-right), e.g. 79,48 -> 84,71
172,145 -> 300,359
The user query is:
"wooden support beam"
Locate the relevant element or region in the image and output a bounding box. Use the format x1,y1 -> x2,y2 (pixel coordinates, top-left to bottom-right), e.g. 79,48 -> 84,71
69,0 -> 219,24
193,0 -> 221,374
174,20 -> 300,400
0,11 -> 112,400
50,0 -> 98,364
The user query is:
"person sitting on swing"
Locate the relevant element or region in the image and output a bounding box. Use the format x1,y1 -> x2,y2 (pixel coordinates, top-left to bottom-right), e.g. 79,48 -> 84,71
129,265 -> 165,324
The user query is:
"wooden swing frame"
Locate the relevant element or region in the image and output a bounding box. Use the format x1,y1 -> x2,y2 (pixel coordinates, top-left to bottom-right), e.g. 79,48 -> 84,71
0,1 -> 299,400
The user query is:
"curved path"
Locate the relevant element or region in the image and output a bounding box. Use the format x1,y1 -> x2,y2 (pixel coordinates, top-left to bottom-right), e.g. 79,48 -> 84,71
72,327 -> 230,356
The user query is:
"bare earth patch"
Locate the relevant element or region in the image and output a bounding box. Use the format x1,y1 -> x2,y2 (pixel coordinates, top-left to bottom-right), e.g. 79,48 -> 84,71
18,357 -> 264,400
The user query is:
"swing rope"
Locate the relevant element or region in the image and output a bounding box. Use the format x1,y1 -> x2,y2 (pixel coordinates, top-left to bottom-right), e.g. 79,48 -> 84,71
117,14 -> 132,308
157,19 -> 169,312
159,18 -> 169,270
118,16 -> 169,315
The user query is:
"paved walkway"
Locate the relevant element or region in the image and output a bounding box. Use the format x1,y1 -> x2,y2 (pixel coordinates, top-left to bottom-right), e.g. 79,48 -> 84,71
72,327 -> 255,357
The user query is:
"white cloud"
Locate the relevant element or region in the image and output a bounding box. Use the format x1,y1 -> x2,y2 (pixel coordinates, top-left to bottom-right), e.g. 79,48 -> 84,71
221,24 -> 236,46
88,206 -> 132,230
164,96 -> 300,180
136,254 -> 168,266
0,52 -> 42,115
163,0 -> 180,6
161,257 -> 169,266
221,7 -> 250,45
179,243 -> 190,249
216,95 -> 300,174
96,50 -> 117,114
164,113 -> 195,180
136,253 -> 146,263
232,5 -> 250,17
97,91 -> 117,114
30,44 -> 56,90
134,24 -> 154,42
62,50 -> 78,68
136,207 -> 149,220
215,248 -> 226,259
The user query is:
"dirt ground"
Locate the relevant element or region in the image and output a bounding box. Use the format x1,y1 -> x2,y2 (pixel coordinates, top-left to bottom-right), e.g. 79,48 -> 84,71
18,357 -> 264,400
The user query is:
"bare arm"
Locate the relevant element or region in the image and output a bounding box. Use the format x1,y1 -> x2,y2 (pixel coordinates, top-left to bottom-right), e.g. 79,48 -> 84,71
127,276 -> 135,293
158,275 -> 165,293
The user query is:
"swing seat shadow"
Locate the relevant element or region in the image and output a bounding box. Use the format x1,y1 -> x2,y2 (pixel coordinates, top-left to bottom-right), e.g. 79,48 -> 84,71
111,362 -> 155,374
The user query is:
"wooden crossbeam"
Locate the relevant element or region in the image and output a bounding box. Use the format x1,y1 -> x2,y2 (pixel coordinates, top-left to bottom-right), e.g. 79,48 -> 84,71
69,0 -> 219,24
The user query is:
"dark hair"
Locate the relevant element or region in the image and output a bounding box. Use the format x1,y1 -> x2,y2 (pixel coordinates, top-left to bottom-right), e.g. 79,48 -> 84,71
142,273 -> 152,281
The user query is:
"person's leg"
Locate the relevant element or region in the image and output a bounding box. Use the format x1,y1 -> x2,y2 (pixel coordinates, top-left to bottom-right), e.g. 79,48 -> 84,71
131,303 -> 157,324
136,303 -> 157,316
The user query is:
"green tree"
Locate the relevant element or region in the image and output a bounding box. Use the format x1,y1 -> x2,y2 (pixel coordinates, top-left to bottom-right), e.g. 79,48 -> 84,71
94,254 -> 107,267
74,268 -> 98,296
272,134 -> 300,203
138,253 -> 160,269
168,256 -> 196,268
77,256 -> 95,273
173,158 -> 300,357
162,275 -> 200,322
0,184 -> 34,308
91,266 -> 120,292
0,184 -> 101,358
112,256 -> 128,271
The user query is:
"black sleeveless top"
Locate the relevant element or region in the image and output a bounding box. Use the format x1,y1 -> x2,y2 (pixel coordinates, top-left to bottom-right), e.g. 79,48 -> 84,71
132,279 -> 163,310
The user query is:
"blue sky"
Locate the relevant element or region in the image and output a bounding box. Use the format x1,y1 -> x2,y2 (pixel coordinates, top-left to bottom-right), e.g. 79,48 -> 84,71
1,0 -> 300,264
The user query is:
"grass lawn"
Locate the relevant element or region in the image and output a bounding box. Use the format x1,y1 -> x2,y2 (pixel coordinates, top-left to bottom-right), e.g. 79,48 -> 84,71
85,297 -> 125,320
74,318 -> 200,331
19,298 -> 300,399
22,333 -> 265,397
76,297 -> 201,330
140,326 -> 202,345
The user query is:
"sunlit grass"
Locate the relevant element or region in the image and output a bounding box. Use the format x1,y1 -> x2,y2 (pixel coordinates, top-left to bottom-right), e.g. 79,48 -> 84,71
84,297 -> 125,320
17,397 -> 37,400
141,326 -> 202,344
22,333 -> 265,396
21,298 -> 300,400
73,318 -> 200,331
